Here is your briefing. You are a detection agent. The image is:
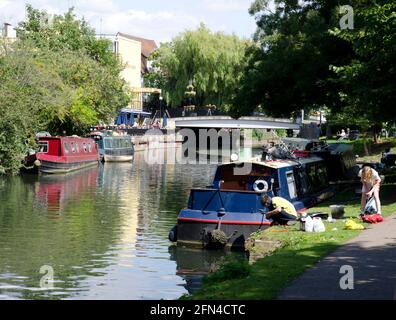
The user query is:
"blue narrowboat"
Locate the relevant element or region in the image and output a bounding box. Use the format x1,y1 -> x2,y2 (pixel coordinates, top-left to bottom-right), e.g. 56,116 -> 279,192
169,141 -> 355,250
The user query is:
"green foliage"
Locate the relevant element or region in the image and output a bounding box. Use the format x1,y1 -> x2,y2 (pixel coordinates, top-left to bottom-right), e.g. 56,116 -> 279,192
252,129 -> 264,140
203,254 -> 251,284
231,0 -> 354,118
329,1 -> 396,128
145,24 -> 249,110
275,129 -> 287,138
0,5 -> 129,174
233,0 -> 394,135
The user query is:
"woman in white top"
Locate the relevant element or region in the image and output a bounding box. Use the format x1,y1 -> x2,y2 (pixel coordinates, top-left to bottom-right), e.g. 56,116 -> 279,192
358,166 -> 382,215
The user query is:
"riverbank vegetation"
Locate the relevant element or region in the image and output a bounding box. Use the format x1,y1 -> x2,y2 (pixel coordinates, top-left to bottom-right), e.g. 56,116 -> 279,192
0,5 -> 129,175
326,137 -> 396,162
186,181 -> 396,300
230,1 -> 395,137
145,24 -> 249,111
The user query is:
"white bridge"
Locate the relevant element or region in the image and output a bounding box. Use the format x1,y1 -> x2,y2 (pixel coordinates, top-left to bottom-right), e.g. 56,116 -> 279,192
172,116 -> 301,130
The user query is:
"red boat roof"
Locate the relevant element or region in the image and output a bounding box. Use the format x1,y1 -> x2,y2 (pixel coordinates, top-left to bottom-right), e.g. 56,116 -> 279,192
39,136 -> 95,142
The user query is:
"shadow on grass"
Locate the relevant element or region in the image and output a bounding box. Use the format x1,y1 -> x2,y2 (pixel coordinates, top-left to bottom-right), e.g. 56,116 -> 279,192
278,240 -> 396,300
190,236 -> 396,300
189,241 -> 343,300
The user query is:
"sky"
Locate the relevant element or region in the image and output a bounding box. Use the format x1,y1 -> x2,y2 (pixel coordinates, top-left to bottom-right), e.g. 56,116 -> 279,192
0,0 -> 258,44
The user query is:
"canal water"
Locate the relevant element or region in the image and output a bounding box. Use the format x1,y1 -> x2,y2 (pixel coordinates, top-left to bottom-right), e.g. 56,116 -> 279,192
0,148 -> 254,300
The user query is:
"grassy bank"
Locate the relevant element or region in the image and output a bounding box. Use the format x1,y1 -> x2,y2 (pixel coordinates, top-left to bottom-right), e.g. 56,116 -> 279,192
326,137 -> 396,162
184,182 -> 396,300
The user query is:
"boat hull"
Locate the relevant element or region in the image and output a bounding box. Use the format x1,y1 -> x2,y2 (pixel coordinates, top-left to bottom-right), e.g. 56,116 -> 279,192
38,159 -> 98,174
177,219 -> 270,250
175,206 -> 272,250
103,154 -> 134,162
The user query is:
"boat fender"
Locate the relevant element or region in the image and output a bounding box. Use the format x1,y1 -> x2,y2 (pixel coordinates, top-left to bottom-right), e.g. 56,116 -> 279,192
168,225 -> 178,242
210,229 -> 228,245
253,179 -> 268,193
34,160 -> 41,167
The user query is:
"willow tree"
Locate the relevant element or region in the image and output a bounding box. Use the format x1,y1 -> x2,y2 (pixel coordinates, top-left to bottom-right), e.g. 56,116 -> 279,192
145,24 -> 249,110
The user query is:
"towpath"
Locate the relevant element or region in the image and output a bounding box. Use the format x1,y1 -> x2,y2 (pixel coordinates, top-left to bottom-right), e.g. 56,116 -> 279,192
278,213 -> 396,300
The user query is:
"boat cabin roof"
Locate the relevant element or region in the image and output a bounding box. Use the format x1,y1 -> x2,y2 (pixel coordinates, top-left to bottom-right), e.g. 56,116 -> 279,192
38,136 -> 94,143
220,155 -> 324,170
119,108 -> 151,116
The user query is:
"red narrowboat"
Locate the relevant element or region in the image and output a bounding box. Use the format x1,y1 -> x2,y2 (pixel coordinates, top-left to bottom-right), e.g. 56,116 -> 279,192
27,136 -> 99,174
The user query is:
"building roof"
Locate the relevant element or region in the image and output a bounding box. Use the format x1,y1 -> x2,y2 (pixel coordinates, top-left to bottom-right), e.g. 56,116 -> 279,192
117,32 -> 157,74
117,32 -> 157,58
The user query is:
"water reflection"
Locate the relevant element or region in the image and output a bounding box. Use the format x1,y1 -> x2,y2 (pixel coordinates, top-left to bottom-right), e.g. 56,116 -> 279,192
34,166 -> 99,215
0,150 -> 230,299
168,246 -> 245,295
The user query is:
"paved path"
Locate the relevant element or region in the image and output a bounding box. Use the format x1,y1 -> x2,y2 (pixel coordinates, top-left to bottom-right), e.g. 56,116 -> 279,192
278,214 -> 396,300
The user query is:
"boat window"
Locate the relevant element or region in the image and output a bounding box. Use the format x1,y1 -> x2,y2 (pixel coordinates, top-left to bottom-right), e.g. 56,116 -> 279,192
83,143 -> 87,152
217,163 -> 272,191
306,163 -> 328,191
317,164 -> 328,188
121,138 -> 132,148
286,171 -> 297,199
113,139 -> 120,149
298,169 -> 311,195
38,141 -> 48,153
104,139 -> 112,149
71,142 -> 76,153
63,142 -> 69,154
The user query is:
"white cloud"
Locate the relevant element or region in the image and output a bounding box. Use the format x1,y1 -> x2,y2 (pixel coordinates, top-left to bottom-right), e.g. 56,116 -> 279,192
75,0 -> 118,14
0,0 -> 11,10
94,9 -> 201,43
0,0 -> 253,44
202,0 -> 250,12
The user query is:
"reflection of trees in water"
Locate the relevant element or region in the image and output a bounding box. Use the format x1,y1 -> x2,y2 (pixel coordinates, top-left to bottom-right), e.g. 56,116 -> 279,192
0,151 -> 223,299
0,167 -> 125,299
168,246 -> 247,295
131,151 -> 216,240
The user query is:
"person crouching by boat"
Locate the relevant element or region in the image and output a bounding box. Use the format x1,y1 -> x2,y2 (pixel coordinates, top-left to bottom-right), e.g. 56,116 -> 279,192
261,195 -> 298,226
359,165 -> 382,215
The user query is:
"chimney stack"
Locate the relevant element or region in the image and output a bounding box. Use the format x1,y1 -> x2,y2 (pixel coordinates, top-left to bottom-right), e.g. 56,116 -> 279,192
2,23 -> 17,38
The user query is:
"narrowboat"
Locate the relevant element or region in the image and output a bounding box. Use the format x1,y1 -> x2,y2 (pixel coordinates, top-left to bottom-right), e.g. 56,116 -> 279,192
25,136 -> 99,174
169,140 -> 357,250
89,131 -> 134,162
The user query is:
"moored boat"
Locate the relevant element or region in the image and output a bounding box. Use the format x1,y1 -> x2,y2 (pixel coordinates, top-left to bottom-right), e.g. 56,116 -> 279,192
89,131 -> 134,162
25,136 -> 99,174
169,139 -> 357,250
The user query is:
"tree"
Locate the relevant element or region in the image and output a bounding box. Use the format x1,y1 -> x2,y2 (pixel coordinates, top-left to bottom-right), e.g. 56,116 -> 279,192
145,24 -> 248,110
330,1 -> 396,142
17,5 -> 117,68
15,5 -> 130,132
230,0 -> 354,118
0,6 -> 129,174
